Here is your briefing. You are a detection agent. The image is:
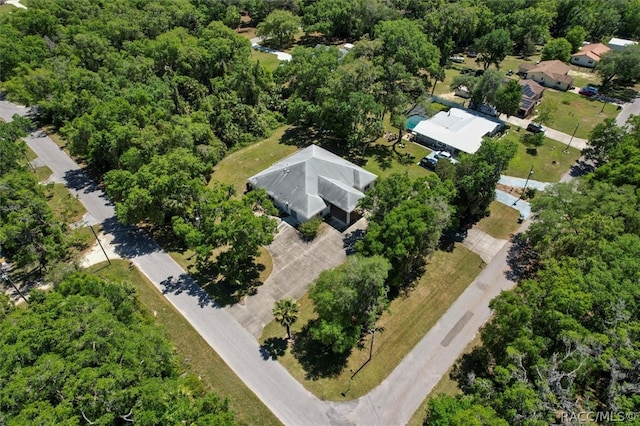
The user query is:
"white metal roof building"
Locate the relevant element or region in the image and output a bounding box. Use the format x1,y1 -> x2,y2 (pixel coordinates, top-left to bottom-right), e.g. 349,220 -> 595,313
411,108 -> 503,155
248,145 -> 377,224
607,37 -> 638,52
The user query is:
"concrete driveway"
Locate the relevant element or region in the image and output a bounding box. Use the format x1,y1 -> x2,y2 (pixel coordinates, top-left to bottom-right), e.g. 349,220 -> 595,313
227,219 -> 366,337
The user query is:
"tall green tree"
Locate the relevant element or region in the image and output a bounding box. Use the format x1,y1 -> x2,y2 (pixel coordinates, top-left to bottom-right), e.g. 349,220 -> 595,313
474,29 -> 512,70
357,173 -> 455,287
565,25 -> 586,53
494,79 -> 522,117
309,255 -> 391,354
256,9 -> 301,48
273,298 -> 299,339
595,45 -> 640,86
541,37 -> 572,62
453,138 -> 517,224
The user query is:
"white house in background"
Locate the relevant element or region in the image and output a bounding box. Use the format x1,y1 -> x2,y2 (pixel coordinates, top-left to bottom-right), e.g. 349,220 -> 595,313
248,145 -> 377,224
411,108 -> 503,155
570,43 -> 611,68
607,37 -> 638,52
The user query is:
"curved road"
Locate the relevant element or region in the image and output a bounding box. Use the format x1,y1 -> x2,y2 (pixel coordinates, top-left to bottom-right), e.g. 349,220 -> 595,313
0,99 -> 535,425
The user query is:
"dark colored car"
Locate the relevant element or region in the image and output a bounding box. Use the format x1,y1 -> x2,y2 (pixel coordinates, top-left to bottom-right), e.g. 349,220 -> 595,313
579,87 -> 598,96
419,156 -> 437,170
526,122 -> 546,133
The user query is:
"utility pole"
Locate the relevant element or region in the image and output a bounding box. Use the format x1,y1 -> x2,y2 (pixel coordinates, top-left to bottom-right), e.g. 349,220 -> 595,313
565,122 -> 579,153
89,225 -> 111,265
513,165 -> 534,206
1,271 -> 28,305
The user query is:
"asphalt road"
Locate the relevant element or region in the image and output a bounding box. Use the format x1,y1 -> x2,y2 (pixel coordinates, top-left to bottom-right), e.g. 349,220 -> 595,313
0,97 -> 558,425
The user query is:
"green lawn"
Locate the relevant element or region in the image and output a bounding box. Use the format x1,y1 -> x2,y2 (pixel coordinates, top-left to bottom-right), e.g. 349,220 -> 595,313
406,333 -> 483,426
249,49 -> 281,73
0,3 -> 16,14
259,244 -> 484,400
34,165 -> 52,182
540,89 -> 619,139
86,260 -> 282,426
361,140 -> 432,180
501,131 -> 581,182
25,147 -> 37,161
475,201 -> 521,240
568,66 -> 601,89
211,126 -> 298,194
44,182 -> 86,224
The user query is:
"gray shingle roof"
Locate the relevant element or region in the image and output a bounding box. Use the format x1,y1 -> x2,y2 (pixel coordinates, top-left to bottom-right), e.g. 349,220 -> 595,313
248,145 -> 377,221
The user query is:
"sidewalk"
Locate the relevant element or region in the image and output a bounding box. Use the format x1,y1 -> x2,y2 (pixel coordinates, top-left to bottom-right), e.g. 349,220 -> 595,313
499,175 -> 551,190
499,114 -> 588,150
495,189 -> 531,219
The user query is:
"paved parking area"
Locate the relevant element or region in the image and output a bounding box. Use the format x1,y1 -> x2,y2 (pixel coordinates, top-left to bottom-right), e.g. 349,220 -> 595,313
226,218 -> 366,337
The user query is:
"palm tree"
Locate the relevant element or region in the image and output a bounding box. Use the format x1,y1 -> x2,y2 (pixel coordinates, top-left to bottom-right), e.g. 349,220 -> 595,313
273,298 -> 298,340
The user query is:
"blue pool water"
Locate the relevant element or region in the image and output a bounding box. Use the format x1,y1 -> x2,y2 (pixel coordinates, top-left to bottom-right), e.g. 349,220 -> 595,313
406,115 -> 427,130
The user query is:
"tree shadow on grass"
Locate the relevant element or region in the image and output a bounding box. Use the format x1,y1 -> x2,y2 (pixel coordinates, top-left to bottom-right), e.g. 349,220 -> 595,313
367,143 -> 393,171
291,321 -> 350,380
260,337 -> 288,360
192,260 -> 264,307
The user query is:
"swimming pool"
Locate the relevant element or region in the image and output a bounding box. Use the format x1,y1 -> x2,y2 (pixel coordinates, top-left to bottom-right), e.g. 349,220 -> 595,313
406,114 -> 427,130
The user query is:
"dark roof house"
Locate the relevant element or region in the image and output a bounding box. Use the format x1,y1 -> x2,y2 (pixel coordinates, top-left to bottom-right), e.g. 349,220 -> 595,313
248,145 -> 377,225
517,79 -> 545,117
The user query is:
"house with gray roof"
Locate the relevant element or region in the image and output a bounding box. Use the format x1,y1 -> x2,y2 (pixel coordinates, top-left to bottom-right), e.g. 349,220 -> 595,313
248,145 -> 377,224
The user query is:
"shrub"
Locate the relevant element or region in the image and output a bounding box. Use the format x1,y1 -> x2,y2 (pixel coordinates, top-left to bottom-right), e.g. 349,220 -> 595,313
299,217 -> 322,241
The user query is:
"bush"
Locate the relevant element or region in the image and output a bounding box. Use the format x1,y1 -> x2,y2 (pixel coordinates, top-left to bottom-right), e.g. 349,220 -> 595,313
299,217 -> 322,241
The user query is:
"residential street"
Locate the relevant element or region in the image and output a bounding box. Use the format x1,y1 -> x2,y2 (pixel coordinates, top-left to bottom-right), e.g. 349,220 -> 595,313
0,96 -> 614,425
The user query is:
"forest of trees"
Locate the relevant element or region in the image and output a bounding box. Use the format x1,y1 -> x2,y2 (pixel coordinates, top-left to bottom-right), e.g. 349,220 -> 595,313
424,117 -> 640,424
3,0 -> 640,423
0,274 -> 234,424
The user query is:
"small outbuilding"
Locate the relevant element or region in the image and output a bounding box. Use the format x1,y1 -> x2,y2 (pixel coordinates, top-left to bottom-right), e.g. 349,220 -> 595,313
607,37 -> 638,52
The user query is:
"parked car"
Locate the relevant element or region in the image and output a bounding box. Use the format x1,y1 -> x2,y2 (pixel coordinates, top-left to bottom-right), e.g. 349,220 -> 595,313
579,86 -> 598,96
449,56 -> 465,63
526,122 -> 546,133
419,156 -> 437,170
466,51 -> 478,58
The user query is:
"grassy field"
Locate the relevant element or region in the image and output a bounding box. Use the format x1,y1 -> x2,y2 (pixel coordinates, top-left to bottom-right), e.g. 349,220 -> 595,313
406,333 -> 483,426
259,244 -> 484,400
211,126 -> 298,194
475,201 -> 521,240
86,260 -> 282,426
540,89 -> 619,139
362,140 -> 432,180
249,49 -> 281,73
25,147 -> 37,161
44,182 -> 86,224
500,131 -> 581,182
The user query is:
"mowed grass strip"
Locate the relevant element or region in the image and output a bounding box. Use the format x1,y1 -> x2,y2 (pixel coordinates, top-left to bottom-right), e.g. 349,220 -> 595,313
501,131 -> 581,182
44,182 -> 86,224
541,89 -> 619,139
475,201 -> 521,240
86,260 -> 282,426
406,333 -> 484,426
260,244 -> 484,400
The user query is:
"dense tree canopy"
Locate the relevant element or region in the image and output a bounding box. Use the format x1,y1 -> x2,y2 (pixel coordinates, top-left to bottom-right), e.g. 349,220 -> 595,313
309,255 -> 391,354
0,273 -> 234,424
357,173 -> 455,287
426,108 -> 640,426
